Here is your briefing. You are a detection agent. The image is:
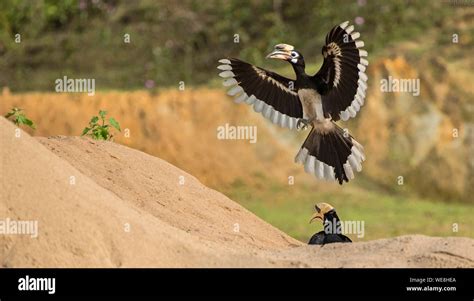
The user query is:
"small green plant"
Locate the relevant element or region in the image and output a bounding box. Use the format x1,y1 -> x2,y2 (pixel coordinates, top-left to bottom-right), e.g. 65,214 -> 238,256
82,110 -> 121,141
4,107 -> 36,129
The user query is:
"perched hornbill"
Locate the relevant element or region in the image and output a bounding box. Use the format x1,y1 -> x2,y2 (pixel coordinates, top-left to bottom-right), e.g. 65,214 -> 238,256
218,21 -> 367,184
308,202 -> 352,245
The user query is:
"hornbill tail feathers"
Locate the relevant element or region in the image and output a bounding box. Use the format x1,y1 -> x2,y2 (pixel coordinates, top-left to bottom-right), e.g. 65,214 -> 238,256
295,122 -> 365,184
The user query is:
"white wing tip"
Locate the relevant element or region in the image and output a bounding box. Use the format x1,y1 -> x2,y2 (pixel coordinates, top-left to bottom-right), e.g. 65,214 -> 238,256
355,40 -> 365,48
340,21 -> 350,29
219,70 -> 235,78
351,32 -> 360,40
345,25 -> 355,34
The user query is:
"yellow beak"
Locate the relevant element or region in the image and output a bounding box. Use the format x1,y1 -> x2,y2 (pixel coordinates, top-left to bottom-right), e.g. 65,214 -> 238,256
309,212 -> 324,224
266,50 -> 291,60
266,44 -> 294,60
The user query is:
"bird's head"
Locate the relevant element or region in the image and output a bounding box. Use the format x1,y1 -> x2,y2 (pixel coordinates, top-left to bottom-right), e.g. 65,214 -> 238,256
266,44 -> 305,67
309,202 -> 335,224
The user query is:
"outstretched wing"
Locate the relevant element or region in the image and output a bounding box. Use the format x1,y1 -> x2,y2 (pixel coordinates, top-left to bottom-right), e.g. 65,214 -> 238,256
218,58 -> 303,130
313,21 -> 368,121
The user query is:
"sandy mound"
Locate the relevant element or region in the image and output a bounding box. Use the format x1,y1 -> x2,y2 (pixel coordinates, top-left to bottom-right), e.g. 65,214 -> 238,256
281,235 -> 474,268
0,117 -> 300,267
1,117 -> 473,267
0,89 -> 307,189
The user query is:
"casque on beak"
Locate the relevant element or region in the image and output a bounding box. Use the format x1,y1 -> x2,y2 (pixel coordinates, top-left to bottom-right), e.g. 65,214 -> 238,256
266,43 -> 294,60
309,202 -> 334,223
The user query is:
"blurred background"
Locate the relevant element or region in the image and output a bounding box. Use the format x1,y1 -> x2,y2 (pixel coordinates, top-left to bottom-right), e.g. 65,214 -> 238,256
1,0 -> 473,242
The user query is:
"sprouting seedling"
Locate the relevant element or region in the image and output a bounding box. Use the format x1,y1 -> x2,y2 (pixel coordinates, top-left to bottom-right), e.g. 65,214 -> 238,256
82,110 -> 121,141
4,107 -> 36,129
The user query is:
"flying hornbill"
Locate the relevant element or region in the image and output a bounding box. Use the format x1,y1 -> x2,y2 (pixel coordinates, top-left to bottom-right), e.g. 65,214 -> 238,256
218,21 -> 367,184
308,202 -> 352,245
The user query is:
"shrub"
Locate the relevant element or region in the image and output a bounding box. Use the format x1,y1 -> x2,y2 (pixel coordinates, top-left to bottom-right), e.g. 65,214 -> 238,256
82,110 -> 121,141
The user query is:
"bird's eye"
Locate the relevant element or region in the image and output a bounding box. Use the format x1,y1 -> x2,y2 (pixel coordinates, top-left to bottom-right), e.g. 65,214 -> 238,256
291,51 -> 298,58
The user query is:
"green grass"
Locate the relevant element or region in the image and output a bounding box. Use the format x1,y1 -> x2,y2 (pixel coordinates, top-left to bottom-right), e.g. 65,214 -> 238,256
224,179 -> 474,243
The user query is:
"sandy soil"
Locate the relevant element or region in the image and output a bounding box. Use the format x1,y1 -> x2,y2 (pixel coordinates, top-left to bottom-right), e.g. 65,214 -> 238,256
1,117 -> 473,267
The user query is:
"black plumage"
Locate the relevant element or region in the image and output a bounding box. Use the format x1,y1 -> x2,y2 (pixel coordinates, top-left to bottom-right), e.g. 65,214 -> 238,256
228,59 -> 303,119
308,203 -> 352,245
302,123 -> 355,183
308,231 -> 352,245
